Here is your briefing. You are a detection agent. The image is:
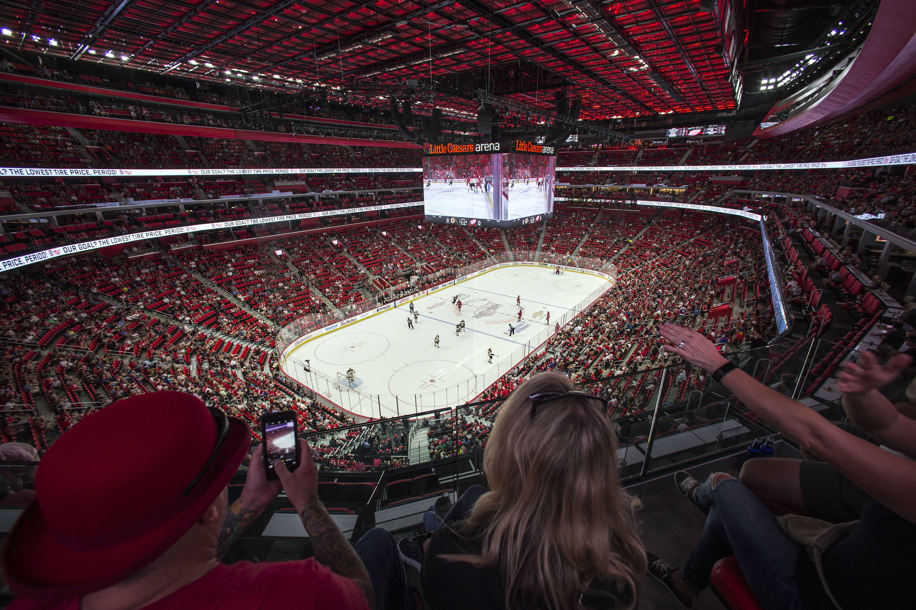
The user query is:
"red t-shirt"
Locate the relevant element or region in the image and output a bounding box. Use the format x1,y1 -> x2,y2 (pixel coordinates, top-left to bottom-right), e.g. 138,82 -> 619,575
9,560 -> 368,610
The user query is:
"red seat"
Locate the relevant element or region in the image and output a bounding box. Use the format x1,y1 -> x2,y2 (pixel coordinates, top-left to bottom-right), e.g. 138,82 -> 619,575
710,556 -> 764,610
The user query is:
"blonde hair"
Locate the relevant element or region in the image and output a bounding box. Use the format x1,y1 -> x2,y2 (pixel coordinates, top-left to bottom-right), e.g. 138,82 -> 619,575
445,372 -> 646,610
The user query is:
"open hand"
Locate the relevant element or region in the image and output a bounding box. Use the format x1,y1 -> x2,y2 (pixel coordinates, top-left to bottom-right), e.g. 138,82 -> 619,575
836,351 -> 911,394
660,323 -> 729,373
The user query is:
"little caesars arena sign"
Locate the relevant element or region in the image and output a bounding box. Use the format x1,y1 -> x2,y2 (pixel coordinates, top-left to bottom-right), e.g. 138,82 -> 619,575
426,140 -> 555,156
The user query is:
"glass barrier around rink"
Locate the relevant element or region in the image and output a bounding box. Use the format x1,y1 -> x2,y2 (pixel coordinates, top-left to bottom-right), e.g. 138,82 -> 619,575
274,251 -> 617,417
269,337 -> 823,480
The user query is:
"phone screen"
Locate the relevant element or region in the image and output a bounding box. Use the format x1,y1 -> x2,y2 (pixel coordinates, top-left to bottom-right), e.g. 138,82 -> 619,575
265,420 -> 296,461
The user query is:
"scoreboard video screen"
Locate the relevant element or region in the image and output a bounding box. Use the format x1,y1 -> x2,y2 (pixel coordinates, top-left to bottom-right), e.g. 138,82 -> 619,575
423,140 -> 556,228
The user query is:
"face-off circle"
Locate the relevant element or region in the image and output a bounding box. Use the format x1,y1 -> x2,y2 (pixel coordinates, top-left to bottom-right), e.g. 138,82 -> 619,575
493,268 -> 539,282
553,277 -> 599,294
314,332 -> 390,365
388,360 -> 478,400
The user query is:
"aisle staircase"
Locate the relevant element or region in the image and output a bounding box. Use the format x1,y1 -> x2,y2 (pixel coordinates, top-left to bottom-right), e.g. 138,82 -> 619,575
533,220 -> 547,261
678,147 -> 694,165
571,208 -> 602,256
500,229 -> 512,255
609,223 -> 653,262
408,426 -> 429,464
462,226 -> 493,257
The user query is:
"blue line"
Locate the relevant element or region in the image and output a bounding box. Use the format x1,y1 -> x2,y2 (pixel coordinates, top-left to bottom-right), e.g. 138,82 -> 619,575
407,309 -> 526,346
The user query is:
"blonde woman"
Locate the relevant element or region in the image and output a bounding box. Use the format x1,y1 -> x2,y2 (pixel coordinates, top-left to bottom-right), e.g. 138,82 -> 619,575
416,372 -> 646,610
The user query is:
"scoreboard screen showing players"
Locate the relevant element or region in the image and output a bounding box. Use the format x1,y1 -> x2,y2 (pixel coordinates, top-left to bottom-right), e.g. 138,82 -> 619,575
423,140 -> 555,228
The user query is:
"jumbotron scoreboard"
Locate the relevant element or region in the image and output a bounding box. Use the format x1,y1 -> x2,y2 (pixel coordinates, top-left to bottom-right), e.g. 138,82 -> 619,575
422,139 -> 556,228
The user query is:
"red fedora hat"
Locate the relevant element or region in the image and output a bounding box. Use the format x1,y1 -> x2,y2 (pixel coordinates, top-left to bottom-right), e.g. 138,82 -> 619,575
2,392 -> 251,598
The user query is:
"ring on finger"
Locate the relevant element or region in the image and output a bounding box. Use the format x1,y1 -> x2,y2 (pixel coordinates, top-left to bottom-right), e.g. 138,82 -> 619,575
677,341 -> 685,349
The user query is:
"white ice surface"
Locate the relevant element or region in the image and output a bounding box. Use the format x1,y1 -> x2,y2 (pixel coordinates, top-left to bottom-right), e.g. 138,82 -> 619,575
284,265 -> 611,418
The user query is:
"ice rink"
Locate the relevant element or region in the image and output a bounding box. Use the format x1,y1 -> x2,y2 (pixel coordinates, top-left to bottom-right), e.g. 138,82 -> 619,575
423,180 -> 552,220
283,265 -> 612,419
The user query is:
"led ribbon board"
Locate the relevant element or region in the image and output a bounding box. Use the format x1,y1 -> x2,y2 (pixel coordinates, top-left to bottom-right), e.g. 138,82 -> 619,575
634,200 -> 763,221
556,150 -> 916,172
554,197 -> 764,222
0,167 -> 423,178
0,201 -> 423,273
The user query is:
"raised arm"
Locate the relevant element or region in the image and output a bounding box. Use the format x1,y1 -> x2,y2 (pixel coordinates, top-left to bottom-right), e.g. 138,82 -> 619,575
217,443 -> 281,558
276,439 -> 374,610
661,323 -> 916,525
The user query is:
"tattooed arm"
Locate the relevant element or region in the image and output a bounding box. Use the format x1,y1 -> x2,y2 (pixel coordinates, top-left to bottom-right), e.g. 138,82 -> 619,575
300,498 -> 374,609
217,443 -> 282,559
276,439 -> 374,610
216,498 -> 265,558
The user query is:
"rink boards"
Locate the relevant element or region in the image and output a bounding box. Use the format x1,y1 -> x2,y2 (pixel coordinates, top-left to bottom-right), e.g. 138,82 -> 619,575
280,263 -> 614,419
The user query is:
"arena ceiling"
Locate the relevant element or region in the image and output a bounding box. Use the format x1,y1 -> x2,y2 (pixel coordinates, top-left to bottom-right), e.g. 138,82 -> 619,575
0,0 -> 871,124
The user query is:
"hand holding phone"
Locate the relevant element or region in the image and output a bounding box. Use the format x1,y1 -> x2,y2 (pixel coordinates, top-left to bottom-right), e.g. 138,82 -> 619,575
239,443 -> 282,511
274,438 -> 318,509
261,411 -> 301,481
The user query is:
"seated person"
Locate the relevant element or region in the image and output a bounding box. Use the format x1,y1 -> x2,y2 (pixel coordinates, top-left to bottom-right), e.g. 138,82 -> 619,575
422,496 -> 453,534
415,372 -> 647,610
742,350 -> 911,523
5,392 -> 412,610
647,324 -> 916,610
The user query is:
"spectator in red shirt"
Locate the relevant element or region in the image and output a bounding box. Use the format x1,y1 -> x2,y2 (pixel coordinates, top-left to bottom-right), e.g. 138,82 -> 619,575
2,392 -> 410,610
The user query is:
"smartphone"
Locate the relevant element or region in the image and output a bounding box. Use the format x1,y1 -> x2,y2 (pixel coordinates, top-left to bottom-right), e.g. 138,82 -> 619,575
261,411 -> 301,481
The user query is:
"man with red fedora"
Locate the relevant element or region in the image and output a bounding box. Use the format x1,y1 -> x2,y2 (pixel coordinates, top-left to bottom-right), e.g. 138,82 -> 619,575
2,392 -> 413,610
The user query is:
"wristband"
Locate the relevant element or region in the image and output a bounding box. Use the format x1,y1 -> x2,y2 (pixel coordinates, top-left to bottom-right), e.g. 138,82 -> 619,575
712,361 -> 737,383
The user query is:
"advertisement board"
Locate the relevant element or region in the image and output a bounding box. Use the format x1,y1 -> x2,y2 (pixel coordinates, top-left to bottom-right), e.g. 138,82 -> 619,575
557,150 -> 916,172
0,200 -> 423,273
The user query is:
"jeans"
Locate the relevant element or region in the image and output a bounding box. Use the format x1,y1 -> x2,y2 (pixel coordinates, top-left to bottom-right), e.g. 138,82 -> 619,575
680,476 -> 805,610
354,527 -> 417,610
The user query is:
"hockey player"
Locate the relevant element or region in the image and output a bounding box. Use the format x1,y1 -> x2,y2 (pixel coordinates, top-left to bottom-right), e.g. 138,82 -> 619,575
413,311 -> 419,324
516,295 -> 520,306
555,265 -> 561,275
457,299 -> 462,313
452,295 -> 458,305
434,335 -> 440,348
546,311 -> 550,325
508,324 -> 515,337
517,309 -> 522,322
455,323 -> 461,337
487,348 -> 494,363
407,317 -> 414,329
459,320 -> 466,332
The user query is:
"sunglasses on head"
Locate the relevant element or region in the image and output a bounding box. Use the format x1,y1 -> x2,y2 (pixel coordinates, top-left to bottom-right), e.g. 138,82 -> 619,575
184,407 -> 230,496
528,390 -> 609,421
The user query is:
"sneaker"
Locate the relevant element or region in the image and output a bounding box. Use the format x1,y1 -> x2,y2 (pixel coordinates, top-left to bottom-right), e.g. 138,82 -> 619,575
674,470 -> 707,515
397,534 -> 427,573
646,552 -> 694,609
